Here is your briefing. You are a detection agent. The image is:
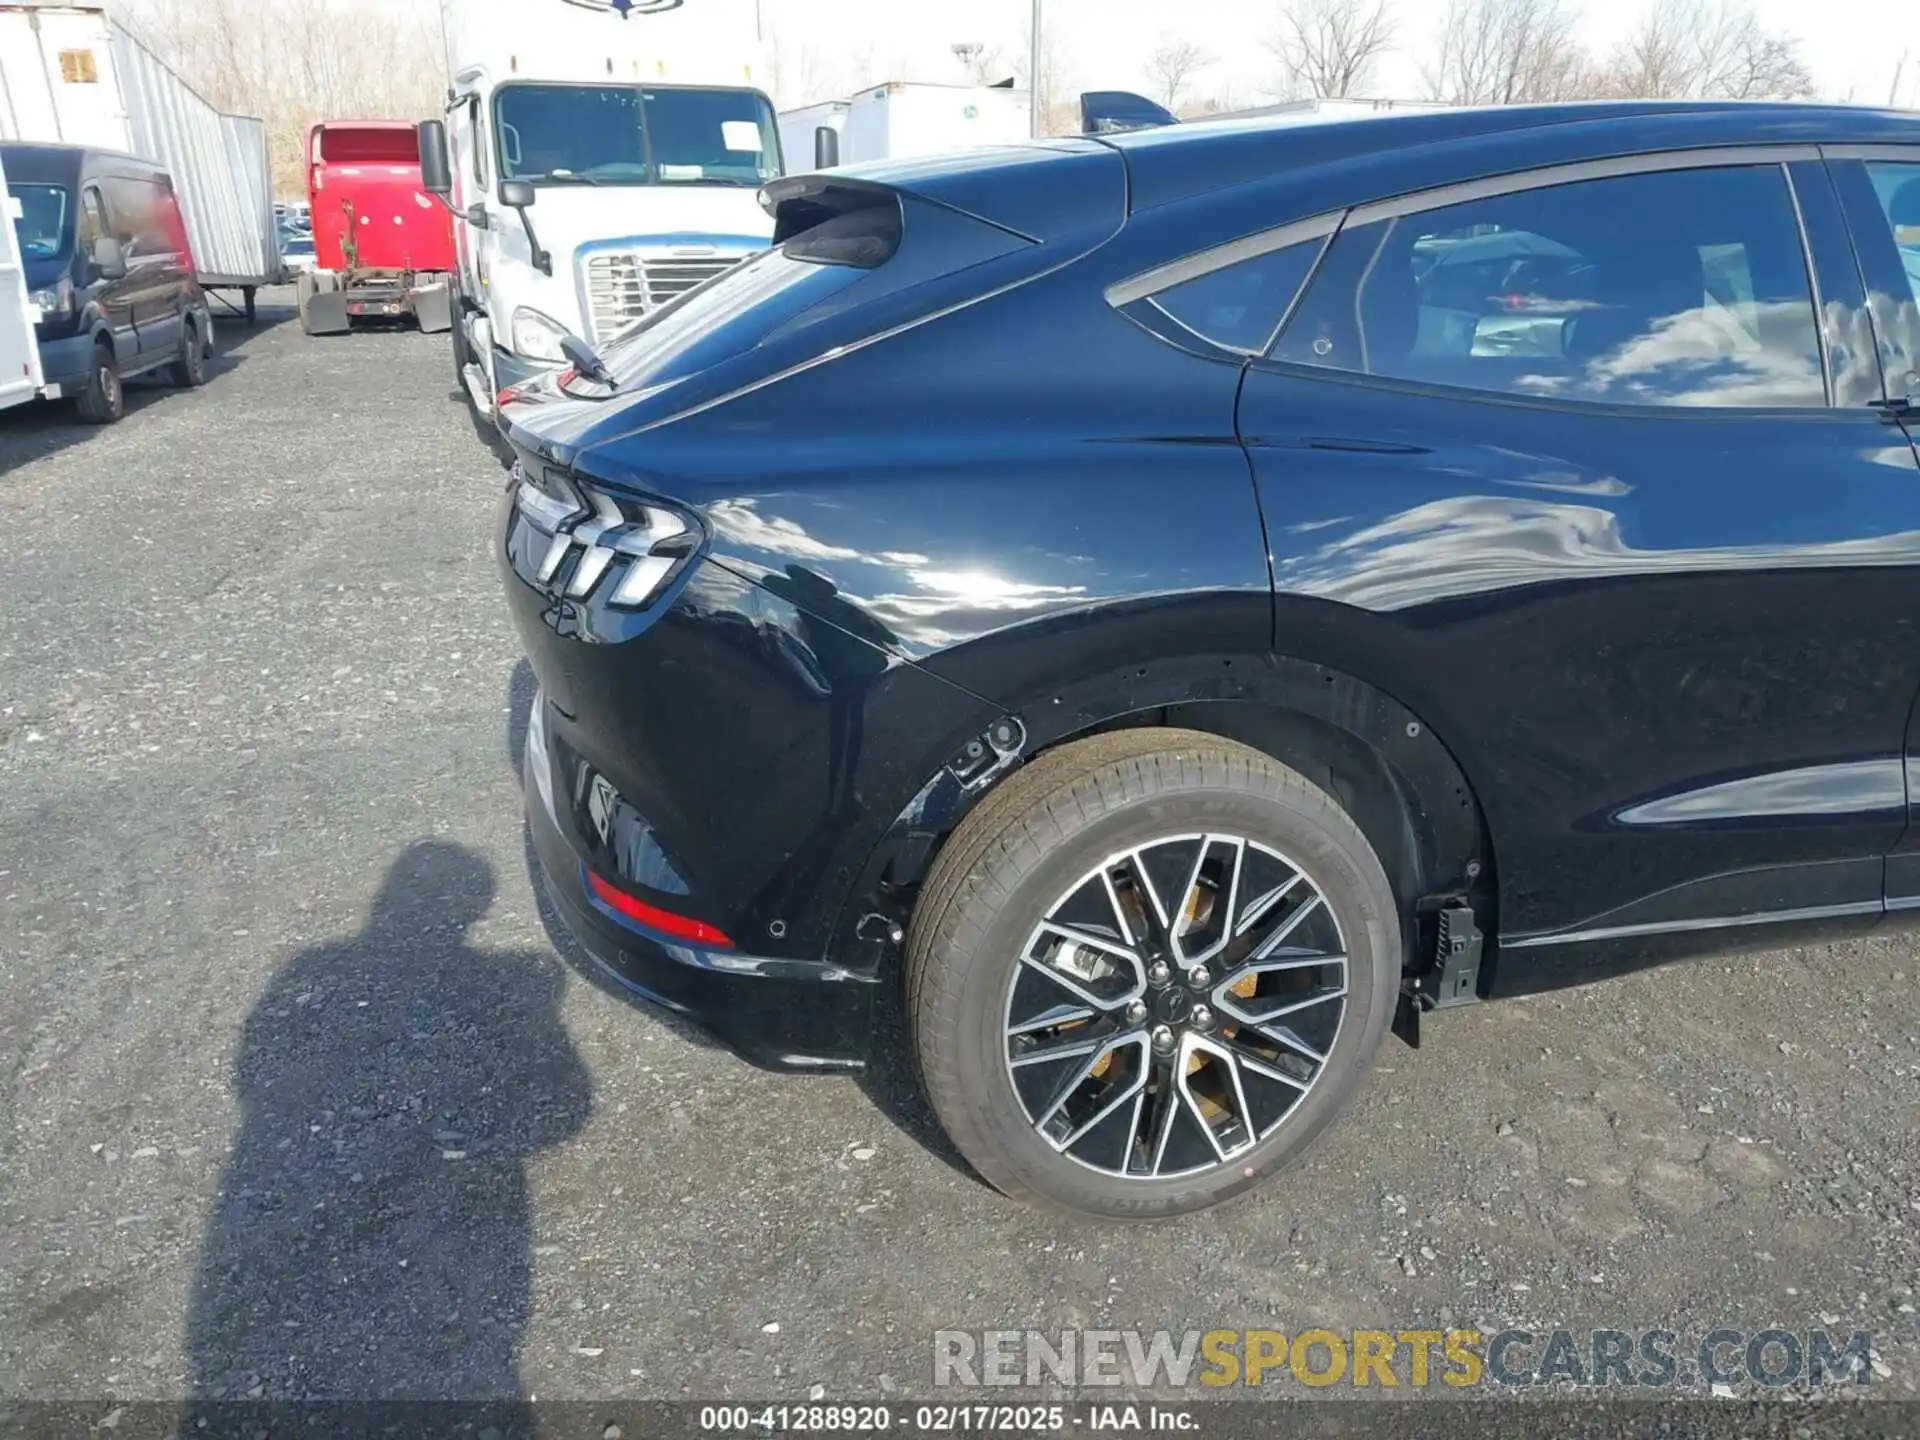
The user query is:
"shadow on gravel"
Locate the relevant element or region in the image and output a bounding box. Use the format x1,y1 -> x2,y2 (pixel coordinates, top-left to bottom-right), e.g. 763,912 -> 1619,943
504,658 -> 982,1187
0,302 -> 295,472
185,841 -> 591,1400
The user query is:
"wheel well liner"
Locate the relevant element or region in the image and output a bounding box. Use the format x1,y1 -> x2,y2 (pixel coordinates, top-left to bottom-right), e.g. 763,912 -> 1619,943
840,651 -> 1497,977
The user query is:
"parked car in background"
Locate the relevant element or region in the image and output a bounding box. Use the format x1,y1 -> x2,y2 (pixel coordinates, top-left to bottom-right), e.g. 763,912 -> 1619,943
2,141 -> 211,422
493,101 -> 1920,1219
279,228 -> 317,278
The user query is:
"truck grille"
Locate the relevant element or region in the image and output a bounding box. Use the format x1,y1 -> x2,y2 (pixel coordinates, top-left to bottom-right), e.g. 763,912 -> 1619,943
582,252 -> 742,341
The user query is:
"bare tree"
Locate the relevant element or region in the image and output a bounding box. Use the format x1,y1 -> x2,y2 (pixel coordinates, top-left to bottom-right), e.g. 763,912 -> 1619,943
954,42 -> 1013,86
1422,0 -> 1591,104
1599,0 -> 1813,100
1146,35 -> 1213,111
1269,0 -> 1397,99
123,0 -> 442,196
767,26 -> 854,109
1014,15 -> 1076,135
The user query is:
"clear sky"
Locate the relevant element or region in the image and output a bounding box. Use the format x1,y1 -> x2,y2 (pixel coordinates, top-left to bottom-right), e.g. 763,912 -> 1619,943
757,0 -> 1919,111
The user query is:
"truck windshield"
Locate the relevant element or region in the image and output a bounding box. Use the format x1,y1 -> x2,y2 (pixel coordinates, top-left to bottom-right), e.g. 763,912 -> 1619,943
10,183 -> 71,261
494,85 -> 779,187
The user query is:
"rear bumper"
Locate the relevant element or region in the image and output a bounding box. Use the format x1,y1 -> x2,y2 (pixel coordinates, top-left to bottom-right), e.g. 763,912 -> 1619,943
522,691 -> 876,1072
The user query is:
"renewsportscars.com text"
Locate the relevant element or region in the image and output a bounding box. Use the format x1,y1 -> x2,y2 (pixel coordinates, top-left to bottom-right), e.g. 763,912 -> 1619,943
933,1327 -> 1879,1390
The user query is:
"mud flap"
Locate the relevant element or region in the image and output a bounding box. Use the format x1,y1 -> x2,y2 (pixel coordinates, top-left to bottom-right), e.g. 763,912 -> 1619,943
412,283 -> 452,334
299,290 -> 349,336
297,271 -> 349,336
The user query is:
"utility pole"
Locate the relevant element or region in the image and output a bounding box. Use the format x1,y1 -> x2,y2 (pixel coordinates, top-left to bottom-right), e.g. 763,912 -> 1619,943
1030,0 -> 1042,137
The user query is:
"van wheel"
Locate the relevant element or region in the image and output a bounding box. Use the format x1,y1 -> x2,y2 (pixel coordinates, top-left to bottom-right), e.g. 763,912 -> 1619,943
75,343 -> 124,424
906,728 -> 1400,1220
171,319 -> 209,387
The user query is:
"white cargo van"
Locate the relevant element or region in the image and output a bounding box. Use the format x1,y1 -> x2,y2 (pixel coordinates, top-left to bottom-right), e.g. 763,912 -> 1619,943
420,0 -> 781,418
0,141 -> 46,411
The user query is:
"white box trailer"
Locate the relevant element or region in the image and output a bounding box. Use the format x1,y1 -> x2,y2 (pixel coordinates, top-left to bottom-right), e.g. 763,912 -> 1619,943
780,82 -> 1030,170
0,1 -> 280,319
778,99 -> 847,173
0,140 -> 46,409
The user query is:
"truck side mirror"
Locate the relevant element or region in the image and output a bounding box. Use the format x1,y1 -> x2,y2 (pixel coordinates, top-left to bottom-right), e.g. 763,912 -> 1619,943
814,126 -> 839,170
496,179 -> 549,276
91,235 -> 128,280
417,120 -> 452,197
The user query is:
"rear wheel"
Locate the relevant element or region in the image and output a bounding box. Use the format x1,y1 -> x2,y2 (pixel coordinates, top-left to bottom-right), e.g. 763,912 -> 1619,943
170,317 -> 209,387
74,342 -> 124,424
907,728 -> 1400,1219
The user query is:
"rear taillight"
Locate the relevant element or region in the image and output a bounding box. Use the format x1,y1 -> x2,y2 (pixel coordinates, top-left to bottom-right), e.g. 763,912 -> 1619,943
512,463 -> 695,610
584,866 -> 734,948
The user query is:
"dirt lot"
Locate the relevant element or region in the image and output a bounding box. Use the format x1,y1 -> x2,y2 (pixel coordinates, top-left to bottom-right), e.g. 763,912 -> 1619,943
1,294 -> 1917,1420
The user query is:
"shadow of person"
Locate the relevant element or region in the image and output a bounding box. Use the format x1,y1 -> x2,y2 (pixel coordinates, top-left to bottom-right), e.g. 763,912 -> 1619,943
186,841 -> 591,1401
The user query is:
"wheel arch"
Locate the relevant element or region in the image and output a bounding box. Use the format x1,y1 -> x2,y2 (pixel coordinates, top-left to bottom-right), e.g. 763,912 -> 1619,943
840,647 -> 1500,981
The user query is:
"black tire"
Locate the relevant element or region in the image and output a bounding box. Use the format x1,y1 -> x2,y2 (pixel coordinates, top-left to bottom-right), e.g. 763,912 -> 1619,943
170,317 -> 209,387
906,727 -> 1401,1220
74,343 -> 124,424
449,292 -> 471,385
243,286 -> 257,325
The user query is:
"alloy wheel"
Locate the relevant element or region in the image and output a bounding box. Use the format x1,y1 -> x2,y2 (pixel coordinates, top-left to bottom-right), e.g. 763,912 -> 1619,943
1002,833 -> 1348,1180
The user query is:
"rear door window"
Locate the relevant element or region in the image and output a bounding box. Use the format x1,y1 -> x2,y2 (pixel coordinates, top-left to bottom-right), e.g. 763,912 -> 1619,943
1274,164 -> 1827,409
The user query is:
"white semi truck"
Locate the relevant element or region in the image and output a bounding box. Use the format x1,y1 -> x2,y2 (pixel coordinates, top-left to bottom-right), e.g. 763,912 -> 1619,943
420,0 -> 781,418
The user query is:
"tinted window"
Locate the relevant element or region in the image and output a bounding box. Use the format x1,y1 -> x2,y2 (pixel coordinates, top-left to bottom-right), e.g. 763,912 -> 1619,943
1278,166 -> 1826,409
100,176 -> 169,258
1865,161 -> 1920,307
79,187 -> 106,254
1150,237 -> 1325,352
152,180 -> 190,261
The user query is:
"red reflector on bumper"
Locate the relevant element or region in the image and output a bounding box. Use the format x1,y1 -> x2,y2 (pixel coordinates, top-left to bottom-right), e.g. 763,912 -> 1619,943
585,868 -> 735,948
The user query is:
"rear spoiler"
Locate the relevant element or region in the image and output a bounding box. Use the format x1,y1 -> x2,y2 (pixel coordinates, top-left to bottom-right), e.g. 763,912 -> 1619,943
1079,91 -> 1178,136
760,175 -> 900,245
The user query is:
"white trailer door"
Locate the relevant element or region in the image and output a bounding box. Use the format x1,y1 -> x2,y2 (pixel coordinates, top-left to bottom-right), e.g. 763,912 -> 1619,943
0,148 -> 45,409
0,6 -> 132,149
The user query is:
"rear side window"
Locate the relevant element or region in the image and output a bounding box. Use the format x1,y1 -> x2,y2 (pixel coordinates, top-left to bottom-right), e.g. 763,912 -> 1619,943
1149,237 -> 1325,352
1276,165 -> 1827,409
1864,161 -> 1920,307
100,176 -> 170,259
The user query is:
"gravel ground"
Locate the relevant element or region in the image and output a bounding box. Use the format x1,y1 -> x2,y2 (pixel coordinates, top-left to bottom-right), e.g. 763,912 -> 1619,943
1,293 -> 1917,1419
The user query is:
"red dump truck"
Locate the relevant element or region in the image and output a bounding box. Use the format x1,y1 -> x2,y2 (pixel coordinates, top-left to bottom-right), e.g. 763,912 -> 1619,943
297,120 -> 454,336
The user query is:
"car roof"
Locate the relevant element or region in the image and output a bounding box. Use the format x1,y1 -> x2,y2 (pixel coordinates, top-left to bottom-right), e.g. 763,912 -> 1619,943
1,140 -> 166,186
1101,101 -> 1920,212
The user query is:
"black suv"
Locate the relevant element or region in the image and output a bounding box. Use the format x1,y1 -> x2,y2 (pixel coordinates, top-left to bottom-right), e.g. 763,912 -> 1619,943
497,102 -> 1920,1218
5,142 -> 212,422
